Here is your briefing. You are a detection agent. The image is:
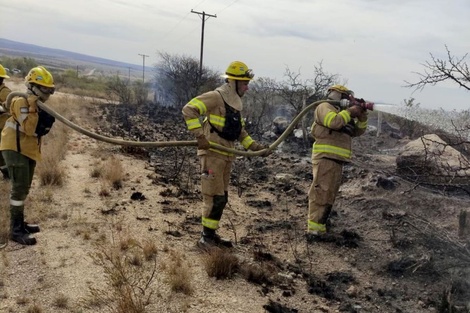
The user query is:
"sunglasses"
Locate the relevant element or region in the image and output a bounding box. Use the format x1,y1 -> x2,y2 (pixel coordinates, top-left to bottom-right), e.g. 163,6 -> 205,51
38,86 -> 55,95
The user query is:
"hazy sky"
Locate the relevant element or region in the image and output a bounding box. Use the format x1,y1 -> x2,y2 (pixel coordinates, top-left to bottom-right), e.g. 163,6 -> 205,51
1,0 -> 469,110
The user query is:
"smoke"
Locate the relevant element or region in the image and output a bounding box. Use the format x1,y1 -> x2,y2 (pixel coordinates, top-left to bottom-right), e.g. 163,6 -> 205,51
375,103 -> 470,138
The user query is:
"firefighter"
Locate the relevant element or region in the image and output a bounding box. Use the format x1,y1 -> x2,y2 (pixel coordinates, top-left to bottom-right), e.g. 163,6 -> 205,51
182,60 -> 270,248
1,66 -> 56,245
307,84 -> 368,238
0,64 -> 12,179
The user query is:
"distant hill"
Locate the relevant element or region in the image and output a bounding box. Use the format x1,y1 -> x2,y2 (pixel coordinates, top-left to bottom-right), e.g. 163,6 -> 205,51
0,38 -> 148,77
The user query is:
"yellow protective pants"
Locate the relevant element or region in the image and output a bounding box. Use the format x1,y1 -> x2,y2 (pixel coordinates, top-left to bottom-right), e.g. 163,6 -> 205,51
200,155 -> 232,230
308,158 -> 343,232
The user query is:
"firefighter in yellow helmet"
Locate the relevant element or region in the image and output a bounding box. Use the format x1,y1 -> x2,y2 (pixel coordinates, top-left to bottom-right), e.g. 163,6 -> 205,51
307,84 -> 368,239
0,66 -> 56,245
0,64 -> 12,179
182,61 -> 271,248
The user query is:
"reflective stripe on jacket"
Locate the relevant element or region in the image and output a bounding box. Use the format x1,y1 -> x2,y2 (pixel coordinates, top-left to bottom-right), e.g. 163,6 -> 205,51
311,101 -> 367,162
182,83 -> 255,159
0,96 -> 42,161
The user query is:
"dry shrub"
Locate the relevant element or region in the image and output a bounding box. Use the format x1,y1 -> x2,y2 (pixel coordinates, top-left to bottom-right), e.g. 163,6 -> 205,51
86,238 -> 156,313
162,249 -> 193,295
202,248 -> 239,279
26,304 -> 42,313
53,294 -> 69,308
90,166 -> 103,178
17,296 -> 30,305
37,151 -> 66,186
99,181 -> 111,197
35,96 -> 73,187
103,156 -> 123,190
142,241 -> 158,261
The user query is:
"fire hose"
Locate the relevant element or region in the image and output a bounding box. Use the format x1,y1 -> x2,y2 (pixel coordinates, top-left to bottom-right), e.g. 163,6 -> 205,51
5,91 -> 373,157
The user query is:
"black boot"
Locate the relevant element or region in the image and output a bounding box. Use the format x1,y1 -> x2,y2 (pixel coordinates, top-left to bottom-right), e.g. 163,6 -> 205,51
213,232 -> 233,248
24,222 -> 40,234
11,215 -> 37,245
198,227 -> 233,249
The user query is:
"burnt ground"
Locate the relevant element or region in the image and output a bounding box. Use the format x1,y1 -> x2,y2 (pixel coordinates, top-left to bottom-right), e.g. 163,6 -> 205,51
90,101 -> 470,313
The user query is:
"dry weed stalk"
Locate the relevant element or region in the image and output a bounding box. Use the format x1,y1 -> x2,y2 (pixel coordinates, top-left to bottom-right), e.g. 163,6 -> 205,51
86,239 -> 157,313
404,213 -> 470,268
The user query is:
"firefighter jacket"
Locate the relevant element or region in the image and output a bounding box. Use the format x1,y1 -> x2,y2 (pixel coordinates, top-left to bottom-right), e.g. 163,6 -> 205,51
0,83 -> 11,104
182,81 -> 257,160
0,83 -> 12,129
311,101 -> 367,163
0,96 -> 44,162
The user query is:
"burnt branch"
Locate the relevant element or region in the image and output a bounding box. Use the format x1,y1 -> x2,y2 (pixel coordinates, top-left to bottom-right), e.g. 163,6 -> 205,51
405,45 -> 470,92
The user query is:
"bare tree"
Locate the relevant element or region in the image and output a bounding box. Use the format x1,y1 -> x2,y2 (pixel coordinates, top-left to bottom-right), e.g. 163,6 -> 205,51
154,52 -> 222,108
405,45 -> 470,91
106,75 -> 132,104
277,62 -> 338,144
243,77 -> 280,137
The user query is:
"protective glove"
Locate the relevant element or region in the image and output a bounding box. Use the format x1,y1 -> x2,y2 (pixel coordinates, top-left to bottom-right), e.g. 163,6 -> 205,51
339,99 -> 350,109
341,122 -> 355,136
347,105 -> 363,118
27,94 -> 39,112
196,134 -> 210,150
357,110 -> 368,122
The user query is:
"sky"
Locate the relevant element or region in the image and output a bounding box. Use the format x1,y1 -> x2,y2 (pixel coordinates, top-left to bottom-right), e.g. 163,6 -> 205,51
1,0 -> 469,110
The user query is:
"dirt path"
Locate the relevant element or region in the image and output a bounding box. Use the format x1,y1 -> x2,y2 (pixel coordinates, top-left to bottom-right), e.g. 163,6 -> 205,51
0,101 -> 284,312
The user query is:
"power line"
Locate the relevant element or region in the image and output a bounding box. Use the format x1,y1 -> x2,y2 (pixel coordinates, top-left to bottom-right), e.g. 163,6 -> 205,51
216,0 -> 239,14
159,0 -> 208,41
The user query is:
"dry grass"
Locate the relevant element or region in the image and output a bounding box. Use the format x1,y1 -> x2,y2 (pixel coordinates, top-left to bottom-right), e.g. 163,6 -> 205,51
142,241 -> 158,261
161,249 -> 194,295
53,294 -> 69,308
26,304 -> 43,313
202,248 -> 239,279
103,156 -> 124,190
86,235 -> 157,313
36,96 -> 74,187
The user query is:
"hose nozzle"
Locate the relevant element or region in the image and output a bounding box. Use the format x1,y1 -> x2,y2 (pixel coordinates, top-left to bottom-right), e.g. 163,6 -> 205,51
351,97 -> 374,111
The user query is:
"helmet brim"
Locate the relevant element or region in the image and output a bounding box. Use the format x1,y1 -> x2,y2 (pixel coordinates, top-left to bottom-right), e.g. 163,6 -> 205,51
222,74 -> 253,81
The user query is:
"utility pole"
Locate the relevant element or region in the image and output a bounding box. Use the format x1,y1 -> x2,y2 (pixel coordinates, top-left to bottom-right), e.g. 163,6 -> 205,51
138,53 -> 149,83
191,9 -> 216,78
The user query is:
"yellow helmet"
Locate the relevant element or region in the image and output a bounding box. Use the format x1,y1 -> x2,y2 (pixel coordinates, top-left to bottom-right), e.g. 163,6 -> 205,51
25,66 -> 54,88
0,64 -> 10,79
328,84 -> 354,97
225,61 -> 254,81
